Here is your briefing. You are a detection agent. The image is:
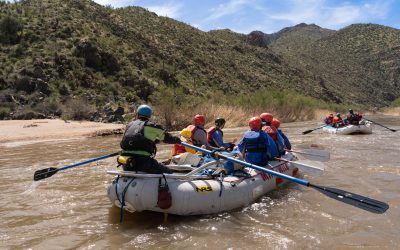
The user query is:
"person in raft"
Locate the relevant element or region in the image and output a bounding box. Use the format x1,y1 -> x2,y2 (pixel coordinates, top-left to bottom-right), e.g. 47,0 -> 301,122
347,109 -> 363,125
333,113 -> 346,128
120,104 -> 181,174
324,113 -> 334,125
184,114 -> 221,150
207,117 -> 237,151
237,117 -> 279,167
271,118 -> 292,151
170,115 -> 221,157
260,113 -> 285,156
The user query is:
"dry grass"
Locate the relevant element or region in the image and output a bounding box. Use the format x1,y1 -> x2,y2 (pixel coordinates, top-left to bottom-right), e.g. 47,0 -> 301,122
151,101 -> 319,130
193,103 -> 249,128
382,107 -> 400,116
314,109 -> 334,121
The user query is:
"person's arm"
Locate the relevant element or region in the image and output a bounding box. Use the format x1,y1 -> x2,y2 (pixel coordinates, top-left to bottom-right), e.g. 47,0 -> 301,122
164,131 -> 181,144
143,124 -> 165,143
279,130 -> 291,150
144,122 -> 181,144
265,133 -> 279,159
237,138 -> 245,155
212,130 -> 231,149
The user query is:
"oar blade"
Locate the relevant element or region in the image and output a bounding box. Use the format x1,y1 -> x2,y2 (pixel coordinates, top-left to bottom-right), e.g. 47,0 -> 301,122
288,160 -> 325,175
34,167 -> 58,181
292,149 -> 330,162
302,129 -> 314,135
311,185 -> 389,214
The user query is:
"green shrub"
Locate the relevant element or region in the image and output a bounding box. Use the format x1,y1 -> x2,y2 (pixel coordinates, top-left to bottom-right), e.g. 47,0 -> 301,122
0,107 -> 10,119
33,97 -> 62,116
150,85 -> 188,128
0,15 -> 23,44
62,98 -> 94,120
391,98 -> 400,107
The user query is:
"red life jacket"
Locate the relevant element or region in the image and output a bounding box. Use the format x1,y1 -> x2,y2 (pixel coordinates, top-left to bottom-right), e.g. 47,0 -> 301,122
262,125 -> 278,141
171,144 -> 186,156
207,126 -> 216,145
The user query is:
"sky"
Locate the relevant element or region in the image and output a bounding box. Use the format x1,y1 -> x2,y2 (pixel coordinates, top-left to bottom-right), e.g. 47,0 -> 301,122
92,0 -> 400,34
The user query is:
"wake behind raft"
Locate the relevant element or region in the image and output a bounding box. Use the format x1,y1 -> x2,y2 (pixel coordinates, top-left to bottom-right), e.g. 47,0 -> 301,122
107,152 -> 298,216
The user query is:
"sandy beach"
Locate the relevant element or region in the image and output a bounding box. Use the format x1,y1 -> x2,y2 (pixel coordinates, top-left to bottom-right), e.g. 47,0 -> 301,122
0,119 -> 125,143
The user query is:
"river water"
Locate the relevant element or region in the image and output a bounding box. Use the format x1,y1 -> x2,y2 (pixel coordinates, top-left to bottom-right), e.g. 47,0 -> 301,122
1,115 -> 399,249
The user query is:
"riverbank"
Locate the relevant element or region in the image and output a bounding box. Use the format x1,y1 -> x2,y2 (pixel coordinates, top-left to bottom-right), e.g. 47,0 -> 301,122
0,119 -> 124,143
383,107 -> 400,116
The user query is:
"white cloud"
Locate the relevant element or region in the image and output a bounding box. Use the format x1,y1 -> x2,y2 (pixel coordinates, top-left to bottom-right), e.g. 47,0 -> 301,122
207,0 -> 260,20
267,0 -> 393,29
146,3 -> 183,18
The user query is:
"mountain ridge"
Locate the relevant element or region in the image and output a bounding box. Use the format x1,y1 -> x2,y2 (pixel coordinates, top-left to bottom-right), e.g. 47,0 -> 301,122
0,0 -> 399,122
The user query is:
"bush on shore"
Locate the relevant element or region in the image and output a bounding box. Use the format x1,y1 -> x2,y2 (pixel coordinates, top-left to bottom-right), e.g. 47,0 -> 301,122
61,98 -> 95,120
147,87 -> 348,130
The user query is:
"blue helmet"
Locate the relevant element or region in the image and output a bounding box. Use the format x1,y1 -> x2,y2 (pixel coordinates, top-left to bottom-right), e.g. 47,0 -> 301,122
137,104 -> 152,118
336,113 -> 341,117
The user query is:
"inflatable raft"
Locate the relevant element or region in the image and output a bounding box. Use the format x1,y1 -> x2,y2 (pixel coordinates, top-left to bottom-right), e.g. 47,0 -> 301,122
322,121 -> 372,135
107,153 -> 299,216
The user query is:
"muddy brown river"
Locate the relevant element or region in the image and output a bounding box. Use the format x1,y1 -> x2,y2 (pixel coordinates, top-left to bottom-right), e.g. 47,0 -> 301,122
1,115 -> 399,249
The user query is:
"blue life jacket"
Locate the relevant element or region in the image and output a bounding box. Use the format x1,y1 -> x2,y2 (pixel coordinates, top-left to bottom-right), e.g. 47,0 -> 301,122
238,130 -> 277,166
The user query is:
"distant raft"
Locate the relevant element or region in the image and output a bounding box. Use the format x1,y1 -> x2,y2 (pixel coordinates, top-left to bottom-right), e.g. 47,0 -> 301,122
322,121 -> 372,135
107,153 -> 298,216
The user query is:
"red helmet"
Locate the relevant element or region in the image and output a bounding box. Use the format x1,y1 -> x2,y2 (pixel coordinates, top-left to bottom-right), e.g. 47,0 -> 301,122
248,117 -> 261,130
260,113 -> 273,123
193,114 -> 205,126
329,113 -> 333,117
271,118 -> 280,128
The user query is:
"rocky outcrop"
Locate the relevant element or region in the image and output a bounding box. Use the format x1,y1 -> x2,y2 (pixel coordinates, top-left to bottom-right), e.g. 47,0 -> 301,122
247,31 -> 268,48
74,39 -> 120,74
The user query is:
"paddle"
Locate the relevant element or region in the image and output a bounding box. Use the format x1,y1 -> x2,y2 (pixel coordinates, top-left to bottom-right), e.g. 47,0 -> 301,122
285,148 -> 330,162
302,125 -> 326,135
181,142 -> 389,214
34,152 -> 119,181
363,118 -> 397,132
274,157 -> 324,174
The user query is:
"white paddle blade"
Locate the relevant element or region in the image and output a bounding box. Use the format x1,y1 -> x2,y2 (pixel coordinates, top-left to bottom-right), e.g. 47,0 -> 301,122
289,160 -> 325,175
290,149 -> 330,162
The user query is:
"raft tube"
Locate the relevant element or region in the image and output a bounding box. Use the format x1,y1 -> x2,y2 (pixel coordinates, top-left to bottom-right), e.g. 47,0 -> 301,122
322,122 -> 372,135
107,154 -> 298,216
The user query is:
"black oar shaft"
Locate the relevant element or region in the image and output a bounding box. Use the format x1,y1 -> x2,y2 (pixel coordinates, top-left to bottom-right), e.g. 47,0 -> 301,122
33,152 -> 119,181
364,118 -> 396,132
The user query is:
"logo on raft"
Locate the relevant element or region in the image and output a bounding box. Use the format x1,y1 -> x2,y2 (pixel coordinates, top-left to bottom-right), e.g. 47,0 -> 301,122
196,186 -> 213,192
